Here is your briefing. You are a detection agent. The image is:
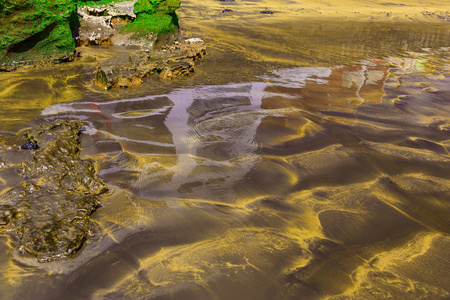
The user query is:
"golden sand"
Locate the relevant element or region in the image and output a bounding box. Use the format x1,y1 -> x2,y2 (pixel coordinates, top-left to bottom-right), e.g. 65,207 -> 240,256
0,1 -> 449,299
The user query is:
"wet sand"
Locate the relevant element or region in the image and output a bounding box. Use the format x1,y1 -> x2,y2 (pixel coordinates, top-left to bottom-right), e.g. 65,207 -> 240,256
0,0 -> 450,299
184,0 -> 450,23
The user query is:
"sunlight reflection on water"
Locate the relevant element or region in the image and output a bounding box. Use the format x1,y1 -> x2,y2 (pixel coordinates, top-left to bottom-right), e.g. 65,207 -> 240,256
0,10 -> 450,299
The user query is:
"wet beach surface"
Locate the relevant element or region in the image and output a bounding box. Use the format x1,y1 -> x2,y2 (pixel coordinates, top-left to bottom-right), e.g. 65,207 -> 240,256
0,0 -> 450,299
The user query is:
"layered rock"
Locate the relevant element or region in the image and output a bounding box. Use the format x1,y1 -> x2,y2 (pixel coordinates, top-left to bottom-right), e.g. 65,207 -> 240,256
78,0 -> 181,47
76,1 -> 137,46
94,38 -> 206,88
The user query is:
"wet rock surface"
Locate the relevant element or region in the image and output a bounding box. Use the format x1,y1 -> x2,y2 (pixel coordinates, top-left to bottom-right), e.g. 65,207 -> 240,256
94,38 -> 206,88
0,120 -> 107,262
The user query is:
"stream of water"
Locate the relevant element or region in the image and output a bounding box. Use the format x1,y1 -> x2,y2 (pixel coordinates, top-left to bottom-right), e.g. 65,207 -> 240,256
0,1 -> 450,299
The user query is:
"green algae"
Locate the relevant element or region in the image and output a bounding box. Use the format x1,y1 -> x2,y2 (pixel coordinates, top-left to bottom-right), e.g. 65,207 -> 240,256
134,0 -> 180,15
0,120 -> 107,262
120,12 -> 178,37
77,0 -> 122,5
121,0 -> 180,36
0,0 -> 182,66
0,0 -> 78,65
94,66 -> 109,89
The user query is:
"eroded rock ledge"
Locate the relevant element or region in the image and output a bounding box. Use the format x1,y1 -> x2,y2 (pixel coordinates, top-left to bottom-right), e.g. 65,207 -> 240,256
79,1 -> 206,88
0,120 -> 107,262
76,1 -> 137,46
94,38 -> 206,88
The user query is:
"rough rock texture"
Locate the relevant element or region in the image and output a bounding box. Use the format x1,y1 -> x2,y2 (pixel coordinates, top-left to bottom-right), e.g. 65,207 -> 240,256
0,0 -> 78,70
0,0 -> 205,87
0,0 -> 183,70
94,38 -> 206,88
78,0 -> 181,47
77,1 -> 137,46
0,120 -> 107,262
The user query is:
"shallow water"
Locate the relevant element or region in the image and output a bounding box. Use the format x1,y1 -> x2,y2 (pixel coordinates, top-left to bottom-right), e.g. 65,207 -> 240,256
1,1 -> 450,299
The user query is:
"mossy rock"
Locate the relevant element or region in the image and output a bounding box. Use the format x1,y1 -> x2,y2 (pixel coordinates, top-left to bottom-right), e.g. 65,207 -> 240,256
120,0 -> 180,38
0,0 -> 182,67
134,0 -> 180,15
0,0 -> 78,66
121,12 -> 178,37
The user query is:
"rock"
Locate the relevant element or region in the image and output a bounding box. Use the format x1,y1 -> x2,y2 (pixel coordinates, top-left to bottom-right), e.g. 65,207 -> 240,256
95,38 -> 206,88
118,0 -> 181,47
185,38 -> 204,44
76,1 -> 137,46
76,12 -> 115,46
20,142 -> 39,150
0,0 -> 78,70
0,120 -> 107,262
94,67 -> 109,89
160,61 -> 193,79
0,0 -> 202,78
222,9 -> 233,13
109,30 -> 159,47
77,0 -> 182,47
81,0 -> 137,18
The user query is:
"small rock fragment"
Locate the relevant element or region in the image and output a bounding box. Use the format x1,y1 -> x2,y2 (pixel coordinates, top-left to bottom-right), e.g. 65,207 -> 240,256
20,142 -> 39,150
94,67 -> 109,89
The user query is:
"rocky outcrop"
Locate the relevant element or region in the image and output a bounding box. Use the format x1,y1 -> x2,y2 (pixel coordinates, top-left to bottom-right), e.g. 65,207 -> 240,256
94,38 -> 206,88
120,0 -> 181,37
78,0 -> 181,47
76,1 -> 137,46
0,0 -> 205,86
0,0 -> 183,70
0,0 -> 78,70
0,120 -> 107,262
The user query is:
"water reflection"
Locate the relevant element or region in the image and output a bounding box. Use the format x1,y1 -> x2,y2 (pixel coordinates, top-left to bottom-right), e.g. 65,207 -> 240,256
0,50 -> 438,299
0,11 -> 450,300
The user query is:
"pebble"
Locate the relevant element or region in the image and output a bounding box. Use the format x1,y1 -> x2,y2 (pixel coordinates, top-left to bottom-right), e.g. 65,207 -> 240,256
185,38 -> 204,44
21,142 -> 39,150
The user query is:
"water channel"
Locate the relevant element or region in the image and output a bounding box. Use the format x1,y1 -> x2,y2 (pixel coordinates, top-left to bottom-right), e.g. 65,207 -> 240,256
0,0 -> 449,299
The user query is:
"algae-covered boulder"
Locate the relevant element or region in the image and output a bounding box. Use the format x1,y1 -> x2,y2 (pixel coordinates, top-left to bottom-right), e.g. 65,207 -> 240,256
119,0 -> 180,44
0,0 -> 78,69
